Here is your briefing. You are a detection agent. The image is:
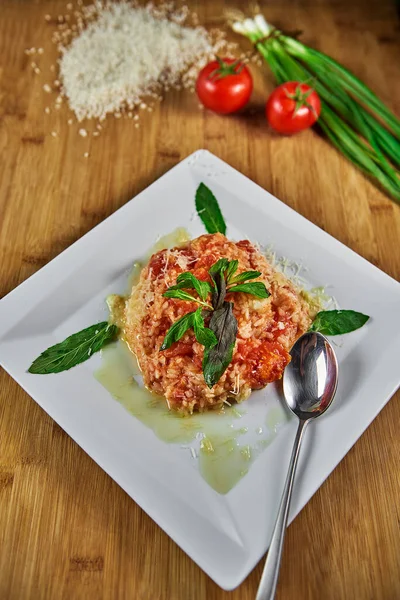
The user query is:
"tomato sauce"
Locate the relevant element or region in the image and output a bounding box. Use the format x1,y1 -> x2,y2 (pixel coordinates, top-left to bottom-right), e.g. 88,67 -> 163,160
192,253 -> 218,283
148,251 -> 166,277
164,342 -> 193,358
237,339 -> 290,389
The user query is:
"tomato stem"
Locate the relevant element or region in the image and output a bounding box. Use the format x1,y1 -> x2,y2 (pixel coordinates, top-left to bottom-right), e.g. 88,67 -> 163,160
208,56 -> 245,81
285,83 -> 319,118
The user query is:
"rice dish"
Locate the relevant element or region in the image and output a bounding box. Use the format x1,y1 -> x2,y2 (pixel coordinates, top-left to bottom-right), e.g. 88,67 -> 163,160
123,233 -> 311,413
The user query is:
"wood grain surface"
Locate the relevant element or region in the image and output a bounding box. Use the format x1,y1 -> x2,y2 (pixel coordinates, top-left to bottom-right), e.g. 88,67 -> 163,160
1,1 -> 400,599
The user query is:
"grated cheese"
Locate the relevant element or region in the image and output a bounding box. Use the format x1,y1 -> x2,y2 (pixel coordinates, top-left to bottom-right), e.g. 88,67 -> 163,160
230,373 -> 240,396
162,248 -> 171,278
174,251 -> 194,271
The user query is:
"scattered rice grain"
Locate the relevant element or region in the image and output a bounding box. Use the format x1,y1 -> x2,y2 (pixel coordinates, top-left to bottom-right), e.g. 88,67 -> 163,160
57,2 -> 234,121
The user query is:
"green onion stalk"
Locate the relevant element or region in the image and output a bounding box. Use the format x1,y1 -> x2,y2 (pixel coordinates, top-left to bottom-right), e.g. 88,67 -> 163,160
232,15 -> 400,203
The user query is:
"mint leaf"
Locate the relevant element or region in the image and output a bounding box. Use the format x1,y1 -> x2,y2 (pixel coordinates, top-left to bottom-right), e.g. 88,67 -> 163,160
28,322 -> 118,374
163,289 -> 199,303
160,309 -> 217,352
168,272 -> 212,302
203,302 -> 238,388
195,183 -> 227,235
193,308 -> 217,348
229,270 -> 261,284
209,258 -> 229,278
229,282 -> 270,299
310,310 -> 369,335
160,311 -> 196,350
226,260 -> 239,282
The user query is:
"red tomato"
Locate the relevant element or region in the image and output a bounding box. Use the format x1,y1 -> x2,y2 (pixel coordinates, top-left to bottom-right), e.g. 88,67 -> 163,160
196,57 -> 253,114
266,82 -> 321,135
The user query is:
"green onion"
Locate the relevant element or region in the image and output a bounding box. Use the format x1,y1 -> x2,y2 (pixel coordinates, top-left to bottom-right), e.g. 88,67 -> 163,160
232,15 -> 400,203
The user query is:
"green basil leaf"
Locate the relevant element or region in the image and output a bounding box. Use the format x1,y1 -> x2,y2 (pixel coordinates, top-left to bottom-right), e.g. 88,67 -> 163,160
228,282 -> 270,299
229,270 -> 261,284
168,272 -> 212,302
310,310 -> 370,335
226,260 -> 239,282
203,302 -> 238,388
211,271 -> 226,310
193,308 -> 217,348
195,182 -> 227,235
28,322 -> 118,374
209,258 -> 229,309
160,311 -> 196,350
163,289 -> 199,303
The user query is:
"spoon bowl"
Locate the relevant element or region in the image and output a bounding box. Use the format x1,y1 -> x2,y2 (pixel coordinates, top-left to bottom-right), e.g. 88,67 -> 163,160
283,331 -> 338,420
256,331 -> 338,600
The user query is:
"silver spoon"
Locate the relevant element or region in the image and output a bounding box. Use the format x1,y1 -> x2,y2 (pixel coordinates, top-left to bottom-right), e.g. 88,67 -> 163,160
256,331 -> 338,600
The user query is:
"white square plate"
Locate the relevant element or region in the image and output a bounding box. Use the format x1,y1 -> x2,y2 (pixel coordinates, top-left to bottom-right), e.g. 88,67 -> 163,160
1,150 -> 399,590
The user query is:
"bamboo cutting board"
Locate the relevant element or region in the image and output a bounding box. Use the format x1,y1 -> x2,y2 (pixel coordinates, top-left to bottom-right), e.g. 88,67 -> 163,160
1,1 -> 400,599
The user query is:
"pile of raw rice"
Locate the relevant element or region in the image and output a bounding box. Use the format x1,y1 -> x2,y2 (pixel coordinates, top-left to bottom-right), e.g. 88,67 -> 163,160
123,233 -> 312,414
29,1 -> 237,124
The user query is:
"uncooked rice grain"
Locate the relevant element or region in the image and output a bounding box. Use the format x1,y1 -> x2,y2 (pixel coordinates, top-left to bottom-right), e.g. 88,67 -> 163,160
58,2 -> 228,121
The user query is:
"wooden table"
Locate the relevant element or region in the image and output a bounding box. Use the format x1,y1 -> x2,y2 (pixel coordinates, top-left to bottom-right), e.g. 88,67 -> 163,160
1,1 -> 399,598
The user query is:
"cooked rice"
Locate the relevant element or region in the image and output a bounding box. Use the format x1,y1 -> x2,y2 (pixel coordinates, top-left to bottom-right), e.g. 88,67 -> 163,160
123,233 -> 311,413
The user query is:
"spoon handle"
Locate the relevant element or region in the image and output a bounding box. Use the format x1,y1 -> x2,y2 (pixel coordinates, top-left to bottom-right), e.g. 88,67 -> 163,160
256,419 -> 309,600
